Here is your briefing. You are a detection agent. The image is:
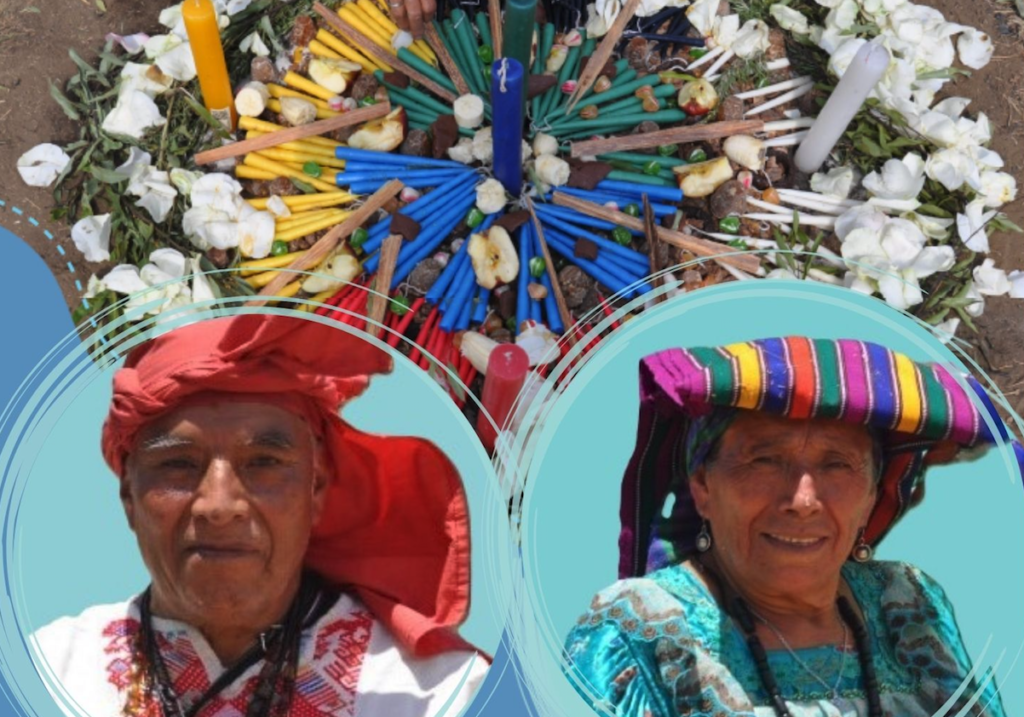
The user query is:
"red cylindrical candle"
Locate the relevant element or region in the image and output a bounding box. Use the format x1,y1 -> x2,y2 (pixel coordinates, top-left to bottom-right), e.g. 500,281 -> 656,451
477,344 -> 530,453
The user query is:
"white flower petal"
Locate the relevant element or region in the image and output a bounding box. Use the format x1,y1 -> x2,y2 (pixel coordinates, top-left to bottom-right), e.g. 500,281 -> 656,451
71,214 -> 112,262
878,218 -> 926,269
925,148 -> 977,192
810,166 -> 855,199
933,317 -> 961,343
863,154 -> 925,200
977,171 -> 1017,209
103,264 -> 150,295
770,4 -> 810,34
909,245 -> 955,278
102,90 -> 166,139
835,205 -> 887,241
877,271 -> 923,310
516,323 -> 560,366
119,62 -> 174,99
237,205 -> 276,258
17,143 -> 71,187
190,173 -> 245,214
225,0 -> 254,14
903,211 -> 954,240
169,168 -> 204,196
106,32 -> 150,54
149,248 -> 188,279
973,258 -> 1011,296
154,41 -> 197,82
958,27 -> 994,70
829,38 -> 868,78
1008,270 -> 1024,299
964,282 -> 986,316
732,19 -> 771,58
956,199 -> 996,253
191,257 -> 219,303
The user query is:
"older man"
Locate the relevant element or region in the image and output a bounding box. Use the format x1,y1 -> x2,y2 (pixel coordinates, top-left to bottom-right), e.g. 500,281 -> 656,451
33,314 -> 488,717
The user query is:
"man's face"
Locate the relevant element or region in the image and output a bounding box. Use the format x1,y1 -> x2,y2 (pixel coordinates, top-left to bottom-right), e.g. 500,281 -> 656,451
122,400 -> 327,631
690,411 -> 877,598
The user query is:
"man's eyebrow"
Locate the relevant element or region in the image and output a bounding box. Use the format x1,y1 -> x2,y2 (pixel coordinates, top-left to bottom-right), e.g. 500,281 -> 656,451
246,430 -> 297,450
136,434 -> 195,452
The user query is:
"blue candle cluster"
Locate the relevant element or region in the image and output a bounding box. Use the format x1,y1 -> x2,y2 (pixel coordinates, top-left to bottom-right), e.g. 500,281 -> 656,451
334,147 -> 477,195
426,214 -> 502,332
516,220 -> 564,335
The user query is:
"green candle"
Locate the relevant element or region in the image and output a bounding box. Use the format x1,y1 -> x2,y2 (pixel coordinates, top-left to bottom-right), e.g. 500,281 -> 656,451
504,0 -> 537,90
396,48 -> 458,95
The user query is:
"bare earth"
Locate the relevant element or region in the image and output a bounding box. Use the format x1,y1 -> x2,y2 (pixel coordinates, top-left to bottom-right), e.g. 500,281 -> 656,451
0,0 -> 1021,414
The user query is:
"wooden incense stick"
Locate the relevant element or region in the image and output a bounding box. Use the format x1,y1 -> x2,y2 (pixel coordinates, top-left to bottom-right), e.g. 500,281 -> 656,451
248,179 -> 405,305
314,3 -> 458,103
525,198 -> 576,345
552,192 -> 762,274
489,0 -> 503,58
642,195 -> 668,304
365,234 -> 402,338
570,119 -> 765,157
565,0 -> 643,114
424,23 -> 472,97
195,103 -> 391,166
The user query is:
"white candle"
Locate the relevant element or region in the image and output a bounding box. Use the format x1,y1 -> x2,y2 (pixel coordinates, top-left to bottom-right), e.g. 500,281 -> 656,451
744,83 -> 815,117
794,42 -> 891,174
744,212 -> 837,228
735,76 -> 812,100
763,130 -> 809,147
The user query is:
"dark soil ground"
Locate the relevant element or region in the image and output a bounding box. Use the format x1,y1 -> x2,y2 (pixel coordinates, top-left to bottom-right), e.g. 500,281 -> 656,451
0,0 -> 1021,414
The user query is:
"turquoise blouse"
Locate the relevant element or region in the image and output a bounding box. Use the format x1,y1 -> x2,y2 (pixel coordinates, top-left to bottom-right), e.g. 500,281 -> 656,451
564,561 -> 1006,717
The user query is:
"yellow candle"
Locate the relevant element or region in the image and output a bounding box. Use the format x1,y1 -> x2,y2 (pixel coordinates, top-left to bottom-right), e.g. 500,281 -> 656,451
182,0 -> 237,130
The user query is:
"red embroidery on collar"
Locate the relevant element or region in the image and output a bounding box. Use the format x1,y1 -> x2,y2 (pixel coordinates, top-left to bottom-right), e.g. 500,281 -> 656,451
102,611 -> 374,717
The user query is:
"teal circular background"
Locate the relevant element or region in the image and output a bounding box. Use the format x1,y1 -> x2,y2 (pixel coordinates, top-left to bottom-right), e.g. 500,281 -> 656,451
4,304 -> 516,717
517,280 -> 1024,716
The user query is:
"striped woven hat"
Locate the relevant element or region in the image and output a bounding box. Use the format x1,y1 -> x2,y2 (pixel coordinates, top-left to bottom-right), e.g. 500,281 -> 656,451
618,337 -> 1024,579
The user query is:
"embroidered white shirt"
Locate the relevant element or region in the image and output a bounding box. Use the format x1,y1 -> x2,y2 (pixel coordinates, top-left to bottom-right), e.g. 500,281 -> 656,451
31,592 -> 488,717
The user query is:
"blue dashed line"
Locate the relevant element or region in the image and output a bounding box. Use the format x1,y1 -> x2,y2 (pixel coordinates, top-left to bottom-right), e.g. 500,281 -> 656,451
0,195 -> 86,309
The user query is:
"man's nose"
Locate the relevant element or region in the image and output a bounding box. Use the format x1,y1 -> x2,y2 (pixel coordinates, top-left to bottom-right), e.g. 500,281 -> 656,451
191,459 -> 248,525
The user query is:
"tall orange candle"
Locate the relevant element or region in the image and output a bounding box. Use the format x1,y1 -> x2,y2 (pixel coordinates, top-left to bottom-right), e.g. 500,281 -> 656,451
182,0 -> 237,129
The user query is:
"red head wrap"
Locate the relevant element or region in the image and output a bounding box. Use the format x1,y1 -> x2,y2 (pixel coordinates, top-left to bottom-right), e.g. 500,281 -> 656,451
101,314 -> 473,657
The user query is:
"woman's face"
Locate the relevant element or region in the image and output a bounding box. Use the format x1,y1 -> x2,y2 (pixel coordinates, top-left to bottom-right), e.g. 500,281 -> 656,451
690,411 -> 877,599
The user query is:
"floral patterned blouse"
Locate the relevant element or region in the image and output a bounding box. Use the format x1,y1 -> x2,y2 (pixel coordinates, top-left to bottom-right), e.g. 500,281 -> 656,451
565,561 -> 1006,717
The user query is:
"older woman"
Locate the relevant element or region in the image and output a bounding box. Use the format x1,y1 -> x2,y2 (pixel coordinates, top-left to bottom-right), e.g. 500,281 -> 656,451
33,314 -> 487,717
565,337 -> 1020,717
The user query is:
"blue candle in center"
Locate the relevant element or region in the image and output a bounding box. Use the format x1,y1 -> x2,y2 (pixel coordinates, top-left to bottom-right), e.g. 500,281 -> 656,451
491,57 -> 525,197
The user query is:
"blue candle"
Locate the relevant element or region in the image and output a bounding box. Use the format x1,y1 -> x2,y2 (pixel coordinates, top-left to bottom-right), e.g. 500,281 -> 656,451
516,223 -> 532,334
362,173 -> 480,255
534,204 -> 644,237
335,169 -> 469,185
389,192 -> 479,283
334,147 -> 468,170
595,179 -> 684,203
543,226 -> 652,297
440,262 -> 479,331
472,286 -> 491,324
524,224 -> 543,324
491,58 -> 525,196
540,269 -> 564,334
427,242 -> 471,305
536,213 -> 651,275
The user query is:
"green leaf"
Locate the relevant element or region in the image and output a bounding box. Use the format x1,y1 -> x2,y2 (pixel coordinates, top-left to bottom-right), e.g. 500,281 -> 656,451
89,165 -> 127,183
179,92 -> 233,139
48,80 -> 81,120
290,178 -> 317,194
989,214 -> 1024,233
69,49 -> 108,87
917,203 -> 954,219
20,6 -> 41,12
94,0 -> 107,12
854,136 -> 884,158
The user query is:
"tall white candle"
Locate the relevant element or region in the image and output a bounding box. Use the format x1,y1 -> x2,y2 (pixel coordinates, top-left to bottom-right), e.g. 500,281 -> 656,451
794,42 -> 891,174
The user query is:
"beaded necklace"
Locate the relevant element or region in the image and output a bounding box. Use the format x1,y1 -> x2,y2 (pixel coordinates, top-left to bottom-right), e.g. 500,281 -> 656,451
695,558 -> 883,717
136,573 -> 336,717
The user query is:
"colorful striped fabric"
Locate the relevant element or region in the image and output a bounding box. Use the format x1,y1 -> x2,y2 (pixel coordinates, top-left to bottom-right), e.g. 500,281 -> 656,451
643,337 -> 996,447
618,337 -> 1024,579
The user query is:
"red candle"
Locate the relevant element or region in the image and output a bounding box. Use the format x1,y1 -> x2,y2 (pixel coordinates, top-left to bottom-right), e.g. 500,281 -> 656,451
477,344 -> 530,453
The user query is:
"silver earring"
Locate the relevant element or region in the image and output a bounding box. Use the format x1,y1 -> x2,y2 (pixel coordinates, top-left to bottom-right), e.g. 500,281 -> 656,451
696,520 -> 712,552
852,529 -> 873,563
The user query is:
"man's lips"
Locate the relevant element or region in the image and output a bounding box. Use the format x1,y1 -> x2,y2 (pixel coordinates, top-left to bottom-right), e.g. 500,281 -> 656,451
184,543 -> 260,559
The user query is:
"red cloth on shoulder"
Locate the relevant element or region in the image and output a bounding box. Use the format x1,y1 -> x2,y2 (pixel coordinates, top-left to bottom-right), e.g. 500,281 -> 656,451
101,314 -> 473,657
